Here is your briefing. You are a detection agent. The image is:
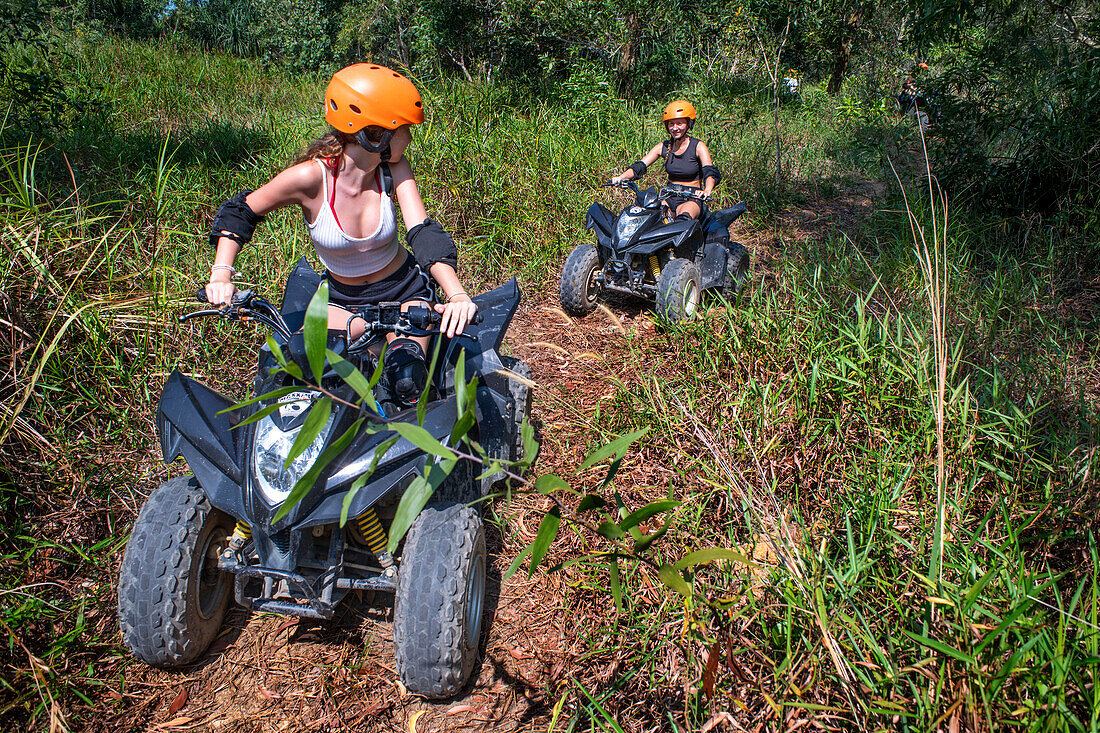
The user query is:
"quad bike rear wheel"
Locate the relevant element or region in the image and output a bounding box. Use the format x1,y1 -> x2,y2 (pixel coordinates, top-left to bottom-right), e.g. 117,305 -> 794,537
560,243 -> 601,316
394,501 -> 486,699
656,258 -> 702,324
118,475 -> 233,666
721,243 -> 751,300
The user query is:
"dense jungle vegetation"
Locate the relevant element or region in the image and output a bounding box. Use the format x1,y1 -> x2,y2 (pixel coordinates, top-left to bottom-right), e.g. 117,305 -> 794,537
1,0 -> 1098,729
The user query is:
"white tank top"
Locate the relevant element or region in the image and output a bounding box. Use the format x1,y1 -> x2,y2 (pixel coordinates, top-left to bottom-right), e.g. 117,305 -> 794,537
306,159 -> 400,278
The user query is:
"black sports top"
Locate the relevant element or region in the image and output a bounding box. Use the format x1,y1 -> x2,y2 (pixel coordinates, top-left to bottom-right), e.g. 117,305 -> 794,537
662,137 -> 703,183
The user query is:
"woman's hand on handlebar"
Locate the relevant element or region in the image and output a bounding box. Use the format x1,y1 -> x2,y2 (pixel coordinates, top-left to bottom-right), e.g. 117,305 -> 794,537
435,295 -> 478,338
205,278 -> 237,306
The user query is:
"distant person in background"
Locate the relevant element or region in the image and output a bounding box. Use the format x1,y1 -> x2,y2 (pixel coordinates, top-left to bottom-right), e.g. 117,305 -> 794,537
609,100 -> 722,221
204,63 -> 478,407
783,72 -> 801,99
898,63 -> 931,130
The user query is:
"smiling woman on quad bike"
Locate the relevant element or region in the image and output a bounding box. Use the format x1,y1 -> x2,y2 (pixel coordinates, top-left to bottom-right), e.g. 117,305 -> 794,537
206,63 -> 478,408
610,100 -> 722,221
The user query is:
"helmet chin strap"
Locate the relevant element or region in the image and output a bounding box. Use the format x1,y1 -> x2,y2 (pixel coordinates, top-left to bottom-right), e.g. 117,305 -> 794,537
354,128 -> 394,162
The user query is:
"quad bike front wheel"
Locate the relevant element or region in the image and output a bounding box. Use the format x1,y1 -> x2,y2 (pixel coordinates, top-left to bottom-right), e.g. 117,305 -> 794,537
656,258 -> 702,324
721,243 -> 751,300
559,243 -> 601,316
394,501 -> 486,699
118,475 -> 234,666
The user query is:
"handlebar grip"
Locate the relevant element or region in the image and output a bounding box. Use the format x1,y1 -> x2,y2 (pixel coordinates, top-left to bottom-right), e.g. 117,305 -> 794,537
196,286 -> 209,303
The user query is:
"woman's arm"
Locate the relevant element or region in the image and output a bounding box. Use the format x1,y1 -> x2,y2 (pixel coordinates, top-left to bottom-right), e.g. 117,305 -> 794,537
206,162 -> 321,304
697,142 -> 717,198
391,159 -> 477,337
611,143 -> 663,183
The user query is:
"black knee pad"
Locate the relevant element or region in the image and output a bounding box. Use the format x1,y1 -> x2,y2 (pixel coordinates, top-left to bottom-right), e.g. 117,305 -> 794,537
382,339 -> 427,408
675,211 -> 695,221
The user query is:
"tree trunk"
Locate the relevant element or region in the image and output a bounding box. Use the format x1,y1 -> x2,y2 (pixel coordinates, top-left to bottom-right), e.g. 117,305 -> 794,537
615,13 -> 640,98
826,38 -> 853,95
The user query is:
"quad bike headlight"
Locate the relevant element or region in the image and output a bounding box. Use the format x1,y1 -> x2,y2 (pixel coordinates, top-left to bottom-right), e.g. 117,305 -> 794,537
252,413 -> 334,504
615,213 -> 646,243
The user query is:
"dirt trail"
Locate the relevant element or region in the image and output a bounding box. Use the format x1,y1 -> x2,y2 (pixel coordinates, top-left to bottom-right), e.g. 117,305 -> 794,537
86,191 -> 881,732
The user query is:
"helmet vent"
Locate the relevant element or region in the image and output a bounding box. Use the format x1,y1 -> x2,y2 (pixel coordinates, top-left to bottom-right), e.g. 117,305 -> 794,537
370,65 -> 380,70
329,99 -> 337,111
415,101 -> 422,107
349,104 -> 361,114
392,72 -> 400,77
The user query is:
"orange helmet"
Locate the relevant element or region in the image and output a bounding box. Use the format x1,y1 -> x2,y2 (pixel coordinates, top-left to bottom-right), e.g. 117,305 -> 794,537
662,100 -> 697,124
324,63 -> 425,134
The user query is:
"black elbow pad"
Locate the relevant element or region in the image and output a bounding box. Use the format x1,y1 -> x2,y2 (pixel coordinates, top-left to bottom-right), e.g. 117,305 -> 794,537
701,165 -> 721,185
406,218 -> 458,273
209,190 -> 265,248
628,161 -> 648,178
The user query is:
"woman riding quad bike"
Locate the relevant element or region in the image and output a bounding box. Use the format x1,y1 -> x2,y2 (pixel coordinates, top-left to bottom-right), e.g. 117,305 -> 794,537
117,64 -> 533,699
560,101 -> 749,323
118,266 -> 532,698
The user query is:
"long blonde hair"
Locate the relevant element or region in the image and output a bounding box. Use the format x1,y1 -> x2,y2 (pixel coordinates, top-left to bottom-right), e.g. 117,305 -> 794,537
293,126 -> 389,167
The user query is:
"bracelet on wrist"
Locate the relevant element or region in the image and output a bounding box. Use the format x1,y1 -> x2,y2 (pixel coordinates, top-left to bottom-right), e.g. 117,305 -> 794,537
444,291 -> 469,304
211,264 -> 239,278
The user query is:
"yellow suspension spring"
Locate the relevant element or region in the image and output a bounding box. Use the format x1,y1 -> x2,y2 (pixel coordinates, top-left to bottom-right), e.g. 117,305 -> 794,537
221,521 -> 252,564
231,522 -> 252,542
648,254 -> 662,281
357,508 -> 395,571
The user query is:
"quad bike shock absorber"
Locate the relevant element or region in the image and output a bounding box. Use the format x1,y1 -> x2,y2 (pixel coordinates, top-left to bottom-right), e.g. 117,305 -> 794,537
648,254 -> 662,281
219,521 -> 252,567
356,508 -> 397,578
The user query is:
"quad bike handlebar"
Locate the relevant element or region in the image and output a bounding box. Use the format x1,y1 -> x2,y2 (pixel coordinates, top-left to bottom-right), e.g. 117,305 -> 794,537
659,184 -> 709,202
184,286 -> 481,351
603,179 -> 709,202
186,287 -> 294,340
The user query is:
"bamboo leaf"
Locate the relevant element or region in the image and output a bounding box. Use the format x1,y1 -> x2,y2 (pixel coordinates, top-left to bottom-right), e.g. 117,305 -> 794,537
609,557 -> 622,616
369,420 -> 454,459
528,507 -> 562,575
597,521 -> 625,540
576,494 -> 607,513
222,386 -> 301,413
504,545 -> 533,581
673,548 -> 754,572
633,521 -> 669,554
232,402 -> 282,428
339,436 -> 399,526
658,564 -> 692,597
619,499 -> 679,532
327,349 -> 377,412
580,428 -> 649,472
534,475 -> 570,495
386,458 -> 457,552
283,397 -> 331,469
304,281 -> 329,382
273,418 -> 363,523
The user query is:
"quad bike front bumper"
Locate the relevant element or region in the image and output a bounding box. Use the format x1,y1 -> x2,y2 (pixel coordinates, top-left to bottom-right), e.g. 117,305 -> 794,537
220,527 -> 397,619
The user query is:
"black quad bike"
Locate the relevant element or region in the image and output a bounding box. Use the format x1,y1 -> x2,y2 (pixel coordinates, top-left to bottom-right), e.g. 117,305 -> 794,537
118,259 -> 533,699
559,181 -> 749,323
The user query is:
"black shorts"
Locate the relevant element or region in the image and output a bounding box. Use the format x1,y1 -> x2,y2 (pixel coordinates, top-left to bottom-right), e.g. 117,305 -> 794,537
665,189 -> 708,219
323,251 -> 435,309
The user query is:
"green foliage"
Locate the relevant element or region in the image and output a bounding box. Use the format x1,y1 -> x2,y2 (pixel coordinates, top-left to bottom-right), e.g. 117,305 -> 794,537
910,0 -> 1100,224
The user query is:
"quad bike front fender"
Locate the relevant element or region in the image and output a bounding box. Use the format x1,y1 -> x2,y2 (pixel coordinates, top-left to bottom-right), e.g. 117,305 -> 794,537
625,219 -> 701,258
586,202 -> 615,249
157,370 -> 250,521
